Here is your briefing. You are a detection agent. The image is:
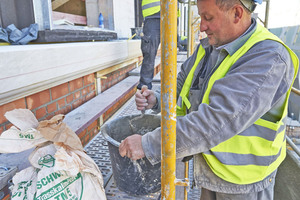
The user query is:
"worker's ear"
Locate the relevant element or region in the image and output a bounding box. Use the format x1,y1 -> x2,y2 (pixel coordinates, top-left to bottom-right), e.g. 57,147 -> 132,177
232,5 -> 244,23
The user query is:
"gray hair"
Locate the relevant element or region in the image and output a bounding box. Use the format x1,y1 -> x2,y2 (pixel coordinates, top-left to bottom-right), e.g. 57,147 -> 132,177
198,0 -> 252,14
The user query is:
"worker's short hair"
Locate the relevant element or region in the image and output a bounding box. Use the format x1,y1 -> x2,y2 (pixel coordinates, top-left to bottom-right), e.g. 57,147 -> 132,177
198,0 -> 252,14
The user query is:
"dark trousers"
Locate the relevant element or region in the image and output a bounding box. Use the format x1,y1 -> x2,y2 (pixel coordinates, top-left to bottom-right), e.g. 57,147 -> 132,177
137,18 -> 160,90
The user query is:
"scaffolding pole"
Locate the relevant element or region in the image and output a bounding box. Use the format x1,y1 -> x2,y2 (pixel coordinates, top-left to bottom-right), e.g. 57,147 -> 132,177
160,0 -> 177,199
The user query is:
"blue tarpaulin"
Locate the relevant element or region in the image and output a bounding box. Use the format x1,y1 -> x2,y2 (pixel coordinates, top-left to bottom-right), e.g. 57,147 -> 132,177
0,23 -> 38,45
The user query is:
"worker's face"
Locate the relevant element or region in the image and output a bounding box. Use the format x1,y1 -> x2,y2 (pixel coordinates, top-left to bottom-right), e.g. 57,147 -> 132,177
197,0 -> 236,47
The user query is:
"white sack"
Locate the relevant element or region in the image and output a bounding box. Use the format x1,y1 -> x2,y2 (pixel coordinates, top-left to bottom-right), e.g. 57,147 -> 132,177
2,109 -> 106,200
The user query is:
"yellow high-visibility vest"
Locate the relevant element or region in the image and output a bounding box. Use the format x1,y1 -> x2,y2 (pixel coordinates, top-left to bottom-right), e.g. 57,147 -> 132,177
176,24 -> 299,184
142,0 -> 160,18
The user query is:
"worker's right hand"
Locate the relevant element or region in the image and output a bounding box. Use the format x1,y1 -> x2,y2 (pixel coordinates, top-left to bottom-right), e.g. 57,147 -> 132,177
135,85 -> 157,111
119,134 -> 145,160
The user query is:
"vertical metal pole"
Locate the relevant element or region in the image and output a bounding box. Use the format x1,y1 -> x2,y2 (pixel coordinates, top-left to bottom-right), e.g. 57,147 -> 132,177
187,0 -> 192,57
184,161 -> 189,199
264,0 -> 270,28
191,13 -> 194,54
32,0 -> 53,30
161,0 -> 177,199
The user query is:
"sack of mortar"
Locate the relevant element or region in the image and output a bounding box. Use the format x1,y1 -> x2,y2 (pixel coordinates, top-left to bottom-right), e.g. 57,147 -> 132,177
1,109 -> 106,200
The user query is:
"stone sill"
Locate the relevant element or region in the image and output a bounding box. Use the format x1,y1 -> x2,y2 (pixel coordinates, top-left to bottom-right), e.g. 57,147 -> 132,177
0,39 -> 141,106
35,27 -> 117,43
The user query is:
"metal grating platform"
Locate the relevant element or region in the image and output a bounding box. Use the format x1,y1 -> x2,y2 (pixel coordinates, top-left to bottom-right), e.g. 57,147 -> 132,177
84,84 -> 201,199
84,135 -> 112,186
105,178 -> 160,200
84,53 -> 201,199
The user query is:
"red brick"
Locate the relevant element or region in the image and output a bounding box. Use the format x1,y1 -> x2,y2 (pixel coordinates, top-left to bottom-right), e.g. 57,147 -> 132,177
74,91 -> 81,99
85,91 -> 96,101
82,88 -> 88,97
66,94 -> 74,104
101,79 -> 105,85
82,139 -> 87,146
88,120 -> 98,132
84,133 -> 90,144
83,74 -> 95,86
47,102 -> 57,113
102,113 -> 106,121
26,90 -> 51,110
69,78 -> 83,92
89,84 -> 95,92
51,83 -> 69,100
46,113 -> 55,120
90,134 -> 97,140
57,98 -> 66,108
0,125 -> 4,135
55,105 -> 72,115
5,123 -> 13,130
92,127 -> 99,136
78,130 -> 87,140
36,107 -> 47,120
65,105 -> 72,113
72,99 -> 83,109
0,98 -> 26,124
94,127 -> 99,134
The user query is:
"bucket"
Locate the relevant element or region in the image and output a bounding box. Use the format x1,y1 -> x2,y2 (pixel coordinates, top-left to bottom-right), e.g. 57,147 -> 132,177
130,27 -> 143,39
101,114 -> 161,195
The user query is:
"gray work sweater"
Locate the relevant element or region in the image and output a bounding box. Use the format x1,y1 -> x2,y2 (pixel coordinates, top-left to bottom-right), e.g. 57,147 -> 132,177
142,19 -> 295,193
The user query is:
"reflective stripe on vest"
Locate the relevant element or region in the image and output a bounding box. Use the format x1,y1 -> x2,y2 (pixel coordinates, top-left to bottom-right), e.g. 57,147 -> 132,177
142,0 -> 160,18
177,24 -> 299,184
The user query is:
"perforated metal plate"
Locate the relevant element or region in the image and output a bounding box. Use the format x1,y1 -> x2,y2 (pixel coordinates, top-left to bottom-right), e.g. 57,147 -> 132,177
84,135 -> 112,186
85,81 -> 201,199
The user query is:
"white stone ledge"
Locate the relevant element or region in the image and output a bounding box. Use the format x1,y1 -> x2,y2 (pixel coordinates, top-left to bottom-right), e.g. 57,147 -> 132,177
0,40 -> 142,106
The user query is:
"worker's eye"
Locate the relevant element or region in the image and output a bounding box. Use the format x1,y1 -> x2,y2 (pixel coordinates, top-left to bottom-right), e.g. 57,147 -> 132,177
204,15 -> 213,21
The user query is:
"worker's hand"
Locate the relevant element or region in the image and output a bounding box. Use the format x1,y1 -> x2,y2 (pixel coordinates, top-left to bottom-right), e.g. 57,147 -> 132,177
135,85 -> 157,111
119,134 -> 145,160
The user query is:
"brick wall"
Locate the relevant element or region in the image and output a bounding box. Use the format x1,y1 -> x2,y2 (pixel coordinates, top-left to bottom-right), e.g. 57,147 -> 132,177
0,73 -> 96,135
100,62 -> 137,92
75,88 -> 138,147
0,62 -> 143,146
0,55 -> 161,148
78,120 -> 99,147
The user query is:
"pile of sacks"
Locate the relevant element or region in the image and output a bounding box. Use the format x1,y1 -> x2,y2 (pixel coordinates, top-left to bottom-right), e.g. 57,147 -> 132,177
0,109 -> 106,200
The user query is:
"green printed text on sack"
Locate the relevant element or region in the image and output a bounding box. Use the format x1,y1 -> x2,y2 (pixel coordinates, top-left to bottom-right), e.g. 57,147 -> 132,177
35,173 -> 82,200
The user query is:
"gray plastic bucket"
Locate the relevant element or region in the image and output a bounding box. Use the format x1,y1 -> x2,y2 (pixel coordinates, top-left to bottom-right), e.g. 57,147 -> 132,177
101,114 -> 161,195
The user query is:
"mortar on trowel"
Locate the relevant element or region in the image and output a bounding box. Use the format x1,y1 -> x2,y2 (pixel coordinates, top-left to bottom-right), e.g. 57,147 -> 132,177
101,114 -> 161,195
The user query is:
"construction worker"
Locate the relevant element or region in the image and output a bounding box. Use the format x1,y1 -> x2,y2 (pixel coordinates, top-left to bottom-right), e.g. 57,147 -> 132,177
138,1 -> 181,89
137,0 -> 161,90
120,0 -> 299,199
178,35 -> 188,51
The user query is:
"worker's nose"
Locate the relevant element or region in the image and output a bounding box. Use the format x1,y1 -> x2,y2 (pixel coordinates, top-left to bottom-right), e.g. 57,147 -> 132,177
200,21 -> 208,32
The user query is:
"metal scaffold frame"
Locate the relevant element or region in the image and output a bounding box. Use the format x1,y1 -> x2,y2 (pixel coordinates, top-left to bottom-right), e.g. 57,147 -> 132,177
160,0 -> 178,199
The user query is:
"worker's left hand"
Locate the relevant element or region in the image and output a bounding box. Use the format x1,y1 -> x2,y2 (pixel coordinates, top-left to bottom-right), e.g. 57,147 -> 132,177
119,134 -> 145,160
135,86 -> 156,111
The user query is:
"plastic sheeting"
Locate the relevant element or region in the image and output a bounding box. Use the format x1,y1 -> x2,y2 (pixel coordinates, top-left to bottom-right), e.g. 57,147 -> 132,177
0,23 -> 38,45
